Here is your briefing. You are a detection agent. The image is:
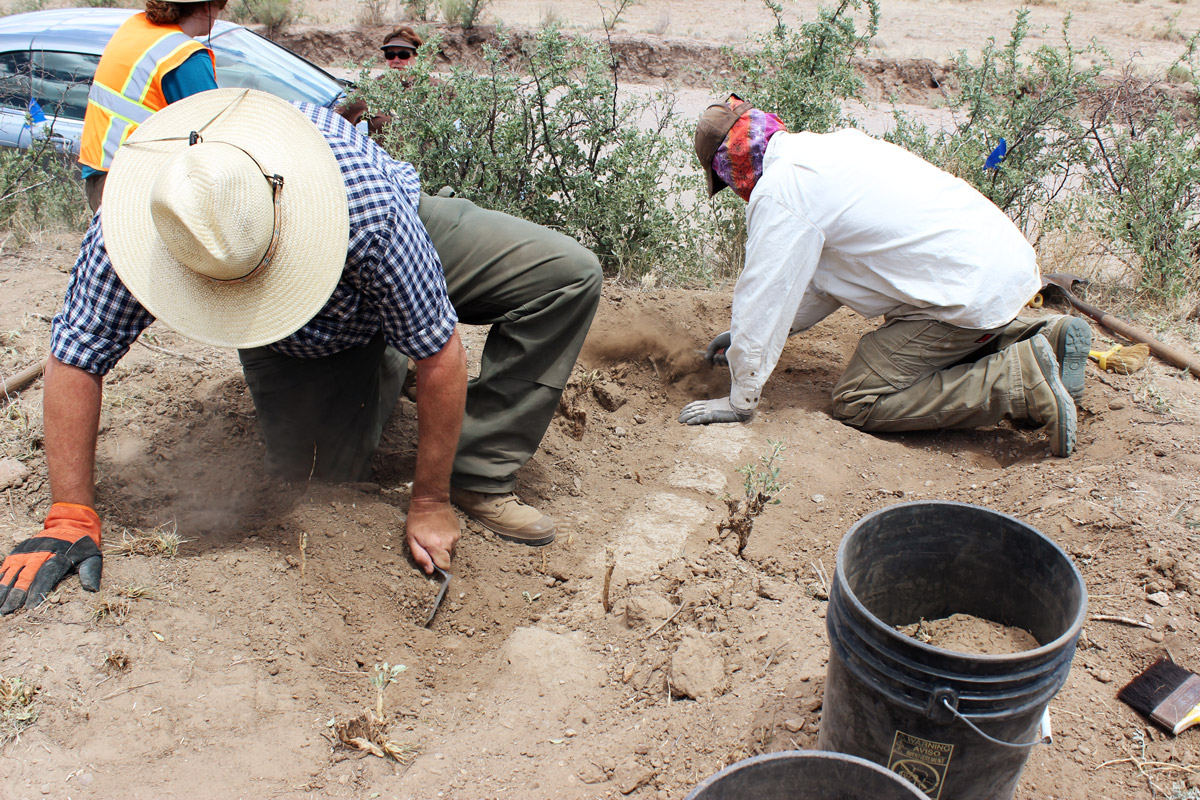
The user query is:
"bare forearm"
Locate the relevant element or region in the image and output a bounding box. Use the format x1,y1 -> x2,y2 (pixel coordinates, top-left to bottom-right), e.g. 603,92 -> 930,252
44,356 -> 102,507
412,330 -> 467,504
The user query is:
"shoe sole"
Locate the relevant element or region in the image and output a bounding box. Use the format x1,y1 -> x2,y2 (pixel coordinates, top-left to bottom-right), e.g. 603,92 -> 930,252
1050,317 -> 1091,403
1030,335 -> 1077,457
490,527 -> 556,547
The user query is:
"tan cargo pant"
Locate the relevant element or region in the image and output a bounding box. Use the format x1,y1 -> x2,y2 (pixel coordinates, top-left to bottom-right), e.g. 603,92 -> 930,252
831,315 -> 1056,431
238,194 -> 602,486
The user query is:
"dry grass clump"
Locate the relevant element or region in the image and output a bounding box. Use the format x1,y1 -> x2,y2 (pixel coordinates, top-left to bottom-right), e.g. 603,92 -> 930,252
0,675 -> 39,745
107,522 -> 187,558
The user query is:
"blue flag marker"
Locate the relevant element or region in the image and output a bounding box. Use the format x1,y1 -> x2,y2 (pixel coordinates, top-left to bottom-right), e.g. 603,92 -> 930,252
984,138 -> 1007,171
27,98 -> 46,125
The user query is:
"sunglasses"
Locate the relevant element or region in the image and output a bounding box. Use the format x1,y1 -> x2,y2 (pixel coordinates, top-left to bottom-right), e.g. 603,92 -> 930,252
383,49 -> 414,60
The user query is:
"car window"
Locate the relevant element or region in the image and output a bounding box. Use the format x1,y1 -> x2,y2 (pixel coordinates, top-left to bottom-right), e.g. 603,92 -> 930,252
33,51 -> 99,122
0,49 -> 97,122
0,51 -> 32,113
208,27 -> 342,107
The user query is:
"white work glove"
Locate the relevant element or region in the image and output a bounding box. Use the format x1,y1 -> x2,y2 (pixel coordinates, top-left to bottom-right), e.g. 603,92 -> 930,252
704,331 -> 731,366
678,397 -> 754,426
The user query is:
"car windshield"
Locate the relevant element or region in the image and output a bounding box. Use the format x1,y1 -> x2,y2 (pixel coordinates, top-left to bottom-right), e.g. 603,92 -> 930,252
208,27 -> 343,107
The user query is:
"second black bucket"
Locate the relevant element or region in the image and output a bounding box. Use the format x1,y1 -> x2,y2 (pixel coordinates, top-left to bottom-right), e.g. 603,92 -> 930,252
684,750 -> 927,800
819,501 -> 1087,800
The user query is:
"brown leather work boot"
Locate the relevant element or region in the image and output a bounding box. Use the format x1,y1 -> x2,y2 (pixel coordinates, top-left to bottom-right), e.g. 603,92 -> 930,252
450,488 -> 556,546
1020,334 -> 1077,457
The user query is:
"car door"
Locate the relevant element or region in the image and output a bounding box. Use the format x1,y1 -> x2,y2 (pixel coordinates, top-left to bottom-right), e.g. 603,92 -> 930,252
0,47 -> 95,156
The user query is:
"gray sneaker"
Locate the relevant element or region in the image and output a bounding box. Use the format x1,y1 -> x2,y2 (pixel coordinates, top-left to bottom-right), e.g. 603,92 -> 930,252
1023,335 -> 1077,457
1044,316 -> 1091,402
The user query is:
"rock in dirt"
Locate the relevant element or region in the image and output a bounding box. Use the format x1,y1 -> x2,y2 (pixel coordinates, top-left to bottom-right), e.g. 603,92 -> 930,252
1147,591 -> 1171,607
614,758 -> 653,794
624,591 -> 677,629
670,629 -> 727,699
0,457 -> 29,490
593,381 -> 626,412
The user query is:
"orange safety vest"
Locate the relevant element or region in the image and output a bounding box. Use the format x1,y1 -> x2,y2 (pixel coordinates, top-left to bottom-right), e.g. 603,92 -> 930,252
80,13 -> 214,171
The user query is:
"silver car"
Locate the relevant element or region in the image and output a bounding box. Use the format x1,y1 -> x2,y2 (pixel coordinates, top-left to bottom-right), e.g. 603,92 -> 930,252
0,7 -> 347,157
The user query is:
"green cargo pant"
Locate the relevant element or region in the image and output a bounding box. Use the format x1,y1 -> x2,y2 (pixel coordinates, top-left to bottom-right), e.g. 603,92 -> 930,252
238,193 -> 602,487
830,315 -> 1054,431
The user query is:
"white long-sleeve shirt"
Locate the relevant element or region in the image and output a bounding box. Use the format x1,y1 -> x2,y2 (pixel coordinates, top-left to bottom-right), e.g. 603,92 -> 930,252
726,129 -> 1041,411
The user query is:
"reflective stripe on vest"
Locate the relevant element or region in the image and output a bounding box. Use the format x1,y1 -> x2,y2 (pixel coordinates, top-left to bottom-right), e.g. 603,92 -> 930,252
84,29 -> 201,170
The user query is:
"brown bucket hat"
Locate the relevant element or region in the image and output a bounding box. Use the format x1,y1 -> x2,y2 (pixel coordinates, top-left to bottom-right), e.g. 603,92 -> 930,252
694,94 -> 753,197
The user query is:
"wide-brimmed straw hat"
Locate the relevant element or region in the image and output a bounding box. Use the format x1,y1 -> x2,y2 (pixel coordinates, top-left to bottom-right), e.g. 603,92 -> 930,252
102,88 -> 349,349
694,95 -> 753,197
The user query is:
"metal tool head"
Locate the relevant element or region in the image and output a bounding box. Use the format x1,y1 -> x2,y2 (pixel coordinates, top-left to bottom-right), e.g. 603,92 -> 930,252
423,566 -> 451,628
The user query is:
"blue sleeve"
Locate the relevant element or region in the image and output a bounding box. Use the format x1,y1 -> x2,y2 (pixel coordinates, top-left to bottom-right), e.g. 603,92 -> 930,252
161,50 -> 218,104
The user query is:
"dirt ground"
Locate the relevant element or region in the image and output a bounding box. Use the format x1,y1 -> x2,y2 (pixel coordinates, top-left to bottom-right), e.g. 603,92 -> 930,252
3,2 -> 1200,799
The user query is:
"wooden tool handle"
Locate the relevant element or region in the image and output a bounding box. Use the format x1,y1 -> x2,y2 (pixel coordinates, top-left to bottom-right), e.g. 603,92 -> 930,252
1066,294 -> 1200,379
1,359 -> 47,398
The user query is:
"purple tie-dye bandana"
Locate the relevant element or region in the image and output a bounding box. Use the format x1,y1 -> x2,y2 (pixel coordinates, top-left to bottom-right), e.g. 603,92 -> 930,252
711,107 -> 788,201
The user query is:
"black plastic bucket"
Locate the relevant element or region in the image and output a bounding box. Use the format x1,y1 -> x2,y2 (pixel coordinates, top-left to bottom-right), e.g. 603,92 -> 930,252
819,501 -> 1087,800
685,750 -> 928,800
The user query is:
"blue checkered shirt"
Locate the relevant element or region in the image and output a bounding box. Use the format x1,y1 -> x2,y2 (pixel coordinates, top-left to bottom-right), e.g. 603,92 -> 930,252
51,103 -> 457,375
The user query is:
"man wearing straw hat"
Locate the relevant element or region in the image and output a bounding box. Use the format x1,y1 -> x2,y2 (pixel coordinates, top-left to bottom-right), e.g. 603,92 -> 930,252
0,88 -> 600,614
678,96 -> 1092,458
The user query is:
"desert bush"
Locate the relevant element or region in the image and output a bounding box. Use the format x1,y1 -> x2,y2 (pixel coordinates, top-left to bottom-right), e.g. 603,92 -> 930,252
885,11 -> 1106,241
353,27 -> 699,279
357,0 -> 389,26
1083,73 -> 1200,300
402,0 -> 433,20
439,0 -> 489,29
0,132 -> 89,244
227,0 -> 298,36
717,0 -> 880,134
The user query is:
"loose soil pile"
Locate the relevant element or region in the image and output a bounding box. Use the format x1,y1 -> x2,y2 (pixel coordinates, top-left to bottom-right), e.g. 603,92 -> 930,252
3,2 -> 1200,798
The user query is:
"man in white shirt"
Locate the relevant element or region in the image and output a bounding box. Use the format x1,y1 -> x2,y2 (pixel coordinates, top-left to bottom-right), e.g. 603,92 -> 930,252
678,97 -> 1091,457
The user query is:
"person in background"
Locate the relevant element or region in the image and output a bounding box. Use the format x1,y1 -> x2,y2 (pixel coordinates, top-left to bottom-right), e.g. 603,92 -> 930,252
679,96 -> 1091,458
79,0 -> 227,211
337,26 -> 423,135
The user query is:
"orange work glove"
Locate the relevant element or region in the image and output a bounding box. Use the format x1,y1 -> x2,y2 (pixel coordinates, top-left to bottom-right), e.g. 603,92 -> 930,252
0,503 -> 102,614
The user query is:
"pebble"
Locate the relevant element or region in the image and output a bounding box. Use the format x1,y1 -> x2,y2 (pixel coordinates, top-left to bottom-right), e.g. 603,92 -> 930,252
811,494 -> 825,503
1148,631 -> 1166,643
1147,591 -> 1170,607
1094,669 -> 1114,683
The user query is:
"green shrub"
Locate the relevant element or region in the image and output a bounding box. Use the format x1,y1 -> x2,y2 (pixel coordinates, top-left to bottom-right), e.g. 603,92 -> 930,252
353,28 -> 698,280
0,134 -> 88,243
227,0 -> 298,36
439,0 -> 489,29
717,0 -> 880,134
402,0 -> 433,21
885,11 -> 1106,241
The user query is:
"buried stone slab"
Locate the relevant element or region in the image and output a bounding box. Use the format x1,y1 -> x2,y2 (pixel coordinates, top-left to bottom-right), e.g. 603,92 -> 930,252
611,492 -> 709,583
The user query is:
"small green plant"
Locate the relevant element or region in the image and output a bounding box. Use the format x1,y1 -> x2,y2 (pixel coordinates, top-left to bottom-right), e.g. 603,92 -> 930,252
718,439 -> 788,555
0,675 -> 39,745
370,661 -> 407,720
226,0 -> 298,36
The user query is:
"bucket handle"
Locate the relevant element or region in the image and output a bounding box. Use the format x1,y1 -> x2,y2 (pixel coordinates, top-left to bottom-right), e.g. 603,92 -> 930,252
941,698 -> 1053,750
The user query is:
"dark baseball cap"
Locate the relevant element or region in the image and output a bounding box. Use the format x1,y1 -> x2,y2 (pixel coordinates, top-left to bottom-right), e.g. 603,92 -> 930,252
694,94 -> 753,197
